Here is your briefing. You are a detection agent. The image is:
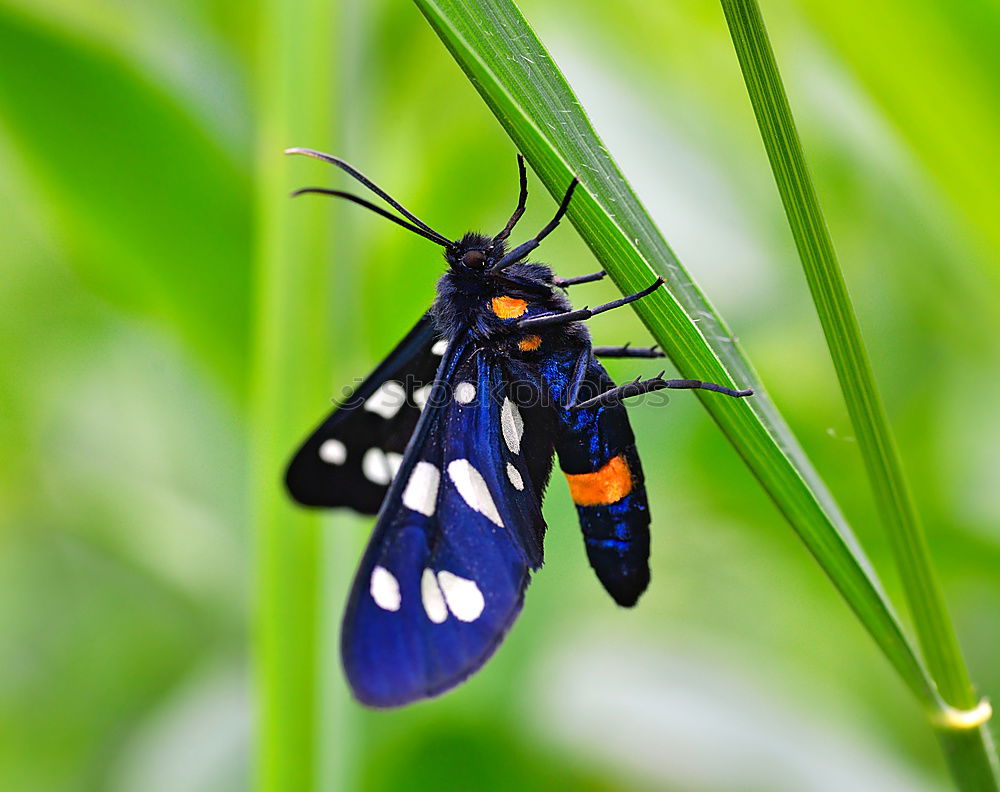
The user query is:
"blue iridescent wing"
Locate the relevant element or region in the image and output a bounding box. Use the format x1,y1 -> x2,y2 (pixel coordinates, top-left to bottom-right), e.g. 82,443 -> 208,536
342,342 -> 554,707
285,314 -> 445,513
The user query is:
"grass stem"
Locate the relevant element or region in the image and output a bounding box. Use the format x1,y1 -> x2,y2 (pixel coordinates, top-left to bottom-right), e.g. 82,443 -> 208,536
252,0 -> 339,788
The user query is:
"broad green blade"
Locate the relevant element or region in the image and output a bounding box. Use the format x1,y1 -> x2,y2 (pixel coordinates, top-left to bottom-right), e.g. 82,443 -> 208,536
413,0 -> 942,712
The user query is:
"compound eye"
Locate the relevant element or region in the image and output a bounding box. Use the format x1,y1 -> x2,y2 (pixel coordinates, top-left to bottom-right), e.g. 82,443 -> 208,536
461,250 -> 487,269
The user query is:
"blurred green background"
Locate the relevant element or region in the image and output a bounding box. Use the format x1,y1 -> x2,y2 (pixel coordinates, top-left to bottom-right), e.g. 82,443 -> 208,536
1,0 -> 998,790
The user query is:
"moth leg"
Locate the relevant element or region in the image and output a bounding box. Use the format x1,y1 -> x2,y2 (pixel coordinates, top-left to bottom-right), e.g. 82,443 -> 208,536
492,178 -> 579,271
553,270 -> 606,289
558,346 -> 593,408
518,277 -> 664,330
571,371 -> 753,411
593,344 -> 665,359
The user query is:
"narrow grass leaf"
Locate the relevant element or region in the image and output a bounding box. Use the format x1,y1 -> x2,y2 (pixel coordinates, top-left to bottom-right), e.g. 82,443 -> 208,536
718,0 -> 998,786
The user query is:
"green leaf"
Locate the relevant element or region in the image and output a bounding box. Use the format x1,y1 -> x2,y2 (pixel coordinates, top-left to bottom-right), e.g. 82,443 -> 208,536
0,6 -> 251,391
412,0 -> 943,712
717,0 -> 998,787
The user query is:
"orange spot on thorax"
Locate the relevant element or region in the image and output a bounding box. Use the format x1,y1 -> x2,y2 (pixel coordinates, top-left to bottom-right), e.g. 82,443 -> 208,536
565,455 -> 633,507
492,295 -> 528,319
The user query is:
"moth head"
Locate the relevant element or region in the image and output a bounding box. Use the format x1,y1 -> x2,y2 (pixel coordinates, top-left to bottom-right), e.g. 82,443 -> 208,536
445,233 -> 501,273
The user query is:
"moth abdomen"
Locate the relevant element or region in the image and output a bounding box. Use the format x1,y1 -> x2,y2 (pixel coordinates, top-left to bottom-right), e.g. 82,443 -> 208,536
571,453 -> 651,607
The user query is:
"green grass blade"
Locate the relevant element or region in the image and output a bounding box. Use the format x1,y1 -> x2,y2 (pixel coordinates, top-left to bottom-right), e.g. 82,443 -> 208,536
412,0 -> 944,713
252,0 -> 339,788
717,0 -> 998,785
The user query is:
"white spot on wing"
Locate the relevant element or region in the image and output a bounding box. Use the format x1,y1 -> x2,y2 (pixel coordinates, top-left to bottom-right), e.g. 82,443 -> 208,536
421,568 -> 447,623
431,339 -> 448,356
364,380 -> 405,419
370,566 -> 401,611
447,459 -> 504,527
403,461 -> 440,516
318,438 -> 346,465
362,448 -> 398,486
501,398 -> 524,454
414,384 -> 433,410
437,570 -> 485,622
454,381 -> 476,404
506,462 -> 524,490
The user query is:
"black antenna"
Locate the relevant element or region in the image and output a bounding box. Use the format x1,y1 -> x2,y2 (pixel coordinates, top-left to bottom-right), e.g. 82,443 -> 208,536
291,188 -> 451,247
492,154 -> 528,246
285,148 -> 452,246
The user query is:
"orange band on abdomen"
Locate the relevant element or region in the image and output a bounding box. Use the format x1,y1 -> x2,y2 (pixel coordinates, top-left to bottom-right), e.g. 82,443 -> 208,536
565,455 -> 632,507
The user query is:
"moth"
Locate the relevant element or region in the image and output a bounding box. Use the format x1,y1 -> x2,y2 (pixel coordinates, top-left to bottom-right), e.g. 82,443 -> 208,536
284,148 -> 752,708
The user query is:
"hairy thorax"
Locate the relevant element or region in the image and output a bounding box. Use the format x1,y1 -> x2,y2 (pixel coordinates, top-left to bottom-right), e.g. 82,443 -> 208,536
431,261 -> 586,357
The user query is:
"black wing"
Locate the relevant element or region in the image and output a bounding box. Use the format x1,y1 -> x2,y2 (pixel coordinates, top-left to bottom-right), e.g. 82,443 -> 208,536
285,314 -> 447,512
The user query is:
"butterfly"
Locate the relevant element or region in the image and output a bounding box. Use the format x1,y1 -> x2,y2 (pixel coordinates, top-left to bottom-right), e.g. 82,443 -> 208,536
284,148 -> 752,708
